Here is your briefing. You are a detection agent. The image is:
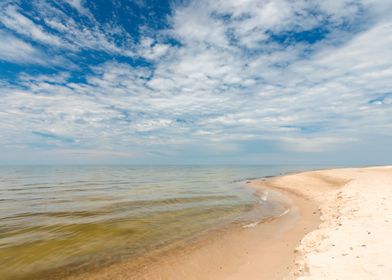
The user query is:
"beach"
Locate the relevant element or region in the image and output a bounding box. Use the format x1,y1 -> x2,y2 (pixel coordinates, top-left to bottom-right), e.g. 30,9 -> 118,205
280,166 -> 392,279
65,166 -> 392,279
252,166 -> 392,279
2,166 -> 391,279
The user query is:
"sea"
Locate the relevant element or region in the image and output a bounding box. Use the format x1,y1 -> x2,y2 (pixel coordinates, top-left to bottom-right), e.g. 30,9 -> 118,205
0,165 -> 319,279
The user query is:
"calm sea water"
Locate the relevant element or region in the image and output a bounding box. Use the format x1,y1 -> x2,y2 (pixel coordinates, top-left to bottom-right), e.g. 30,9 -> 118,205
0,165 -> 314,279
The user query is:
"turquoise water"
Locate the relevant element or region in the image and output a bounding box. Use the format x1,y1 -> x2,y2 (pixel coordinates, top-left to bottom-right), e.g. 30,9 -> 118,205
0,165 -> 312,279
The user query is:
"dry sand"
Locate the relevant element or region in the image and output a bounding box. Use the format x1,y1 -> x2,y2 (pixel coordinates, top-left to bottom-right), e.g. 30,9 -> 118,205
67,166 -> 392,280
281,166 -> 392,280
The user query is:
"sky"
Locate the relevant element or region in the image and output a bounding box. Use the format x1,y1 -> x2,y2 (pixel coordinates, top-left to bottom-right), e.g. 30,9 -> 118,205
0,0 -> 391,165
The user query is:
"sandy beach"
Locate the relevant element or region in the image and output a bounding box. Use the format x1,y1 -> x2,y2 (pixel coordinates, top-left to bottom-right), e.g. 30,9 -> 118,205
254,165 -> 392,279
65,166 -> 392,280
279,166 -> 392,279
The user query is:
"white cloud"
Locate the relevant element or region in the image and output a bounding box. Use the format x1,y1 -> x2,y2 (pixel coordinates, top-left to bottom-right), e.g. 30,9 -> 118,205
0,0 -> 391,162
1,5 -> 64,47
0,31 -> 47,64
0,1 -> 135,58
66,0 -> 89,15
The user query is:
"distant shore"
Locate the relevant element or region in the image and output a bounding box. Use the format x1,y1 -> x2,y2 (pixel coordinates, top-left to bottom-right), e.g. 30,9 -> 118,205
67,166 -> 392,279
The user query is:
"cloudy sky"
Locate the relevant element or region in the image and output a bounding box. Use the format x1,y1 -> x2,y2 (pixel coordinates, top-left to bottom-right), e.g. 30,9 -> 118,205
0,0 -> 391,165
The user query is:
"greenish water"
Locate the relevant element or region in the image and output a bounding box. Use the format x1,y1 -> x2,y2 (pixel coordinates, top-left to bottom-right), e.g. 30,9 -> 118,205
0,165 -> 312,279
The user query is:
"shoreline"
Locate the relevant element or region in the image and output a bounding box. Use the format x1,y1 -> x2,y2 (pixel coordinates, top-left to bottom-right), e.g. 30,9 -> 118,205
65,170 -> 323,280
66,187 -> 317,280
66,166 -> 392,279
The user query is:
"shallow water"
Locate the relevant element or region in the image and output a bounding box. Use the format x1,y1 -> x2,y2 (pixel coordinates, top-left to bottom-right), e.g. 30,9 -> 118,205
0,165 -> 314,279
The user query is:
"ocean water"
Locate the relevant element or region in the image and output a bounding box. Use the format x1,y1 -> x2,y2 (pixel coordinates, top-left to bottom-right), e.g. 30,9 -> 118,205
0,165 -> 312,279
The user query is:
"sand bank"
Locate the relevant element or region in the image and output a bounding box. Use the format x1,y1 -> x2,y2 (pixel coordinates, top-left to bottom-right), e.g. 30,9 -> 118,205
67,166 -> 392,279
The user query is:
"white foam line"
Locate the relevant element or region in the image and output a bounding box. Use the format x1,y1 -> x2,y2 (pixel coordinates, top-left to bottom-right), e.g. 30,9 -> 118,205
242,221 -> 260,228
278,209 -> 290,217
242,209 -> 290,229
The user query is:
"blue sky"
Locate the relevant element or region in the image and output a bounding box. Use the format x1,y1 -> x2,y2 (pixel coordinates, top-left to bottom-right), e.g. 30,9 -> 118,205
0,0 -> 391,165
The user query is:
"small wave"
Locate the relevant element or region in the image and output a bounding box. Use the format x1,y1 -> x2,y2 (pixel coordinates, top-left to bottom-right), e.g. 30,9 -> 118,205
277,209 -> 290,217
242,221 -> 260,228
259,191 -> 269,202
230,177 -> 259,183
242,209 -> 290,229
